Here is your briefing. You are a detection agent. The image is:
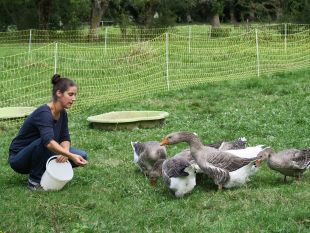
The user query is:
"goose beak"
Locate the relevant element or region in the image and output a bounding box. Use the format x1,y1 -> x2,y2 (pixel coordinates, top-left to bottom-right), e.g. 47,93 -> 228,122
160,138 -> 169,146
255,159 -> 262,167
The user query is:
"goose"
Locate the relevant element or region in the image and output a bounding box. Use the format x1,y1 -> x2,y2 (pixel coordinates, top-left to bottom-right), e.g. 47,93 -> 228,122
131,141 -> 167,176
258,147 -> 310,182
193,144 -> 266,174
198,159 -> 261,189
207,137 -> 247,150
149,149 -> 197,197
177,146 -> 265,189
160,132 -> 258,189
225,145 -> 266,158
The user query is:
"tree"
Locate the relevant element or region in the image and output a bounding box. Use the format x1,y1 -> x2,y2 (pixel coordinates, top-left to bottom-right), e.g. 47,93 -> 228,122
119,0 -> 160,27
236,0 -> 283,22
35,0 -> 53,29
56,0 -> 91,29
0,0 -> 309,32
199,0 -> 225,28
90,0 -> 109,39
0,0 -> 38,30
162,0 -> 198,23
298,0 -> 310,23
227,0 -> 237,23
0,0 -> 91,31
284,0 -> 310,23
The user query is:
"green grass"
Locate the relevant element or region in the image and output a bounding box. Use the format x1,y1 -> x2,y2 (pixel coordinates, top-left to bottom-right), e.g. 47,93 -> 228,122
1,69 -> 310,232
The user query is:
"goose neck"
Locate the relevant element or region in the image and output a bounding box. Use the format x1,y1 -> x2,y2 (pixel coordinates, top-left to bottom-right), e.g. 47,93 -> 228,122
188,138 -> 204,151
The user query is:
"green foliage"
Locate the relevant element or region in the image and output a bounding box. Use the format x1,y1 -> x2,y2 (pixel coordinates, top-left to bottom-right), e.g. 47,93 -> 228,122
289,0 -> 310,24
50,0 -> 91,29
201,0 -> 226,14
0,0 -> 90,31
1,0 -> 310,30
0,0 -> 38,30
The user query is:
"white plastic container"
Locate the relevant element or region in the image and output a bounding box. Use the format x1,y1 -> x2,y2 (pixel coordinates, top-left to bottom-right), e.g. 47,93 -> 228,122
40,155 -> 74,191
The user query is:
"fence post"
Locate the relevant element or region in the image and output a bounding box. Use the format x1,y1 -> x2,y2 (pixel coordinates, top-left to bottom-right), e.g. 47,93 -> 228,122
54,42 -> 58,74
165,32 -> 170,91
255,29 -> 260,78
188,26 -> 191,54
28,29 -> 32,60
284,23 -> 287,54
209,25 -> 212,38
104,27 -> 108,54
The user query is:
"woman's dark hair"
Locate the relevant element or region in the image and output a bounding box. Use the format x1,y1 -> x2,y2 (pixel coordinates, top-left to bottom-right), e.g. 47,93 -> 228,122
51,74 -> 77,100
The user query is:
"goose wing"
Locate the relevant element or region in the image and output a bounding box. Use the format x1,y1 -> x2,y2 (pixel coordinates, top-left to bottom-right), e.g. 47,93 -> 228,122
203,147 -> 257,172
290,149 -> 310,169
132,142 -> 145,156
199,162 -> 230,185
163,158 -> 191,178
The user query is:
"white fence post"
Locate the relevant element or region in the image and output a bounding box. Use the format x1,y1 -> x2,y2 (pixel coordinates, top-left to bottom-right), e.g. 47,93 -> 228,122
188,26 -> 191,54
255,29 -> 260,78
54,42 -> 58,74
284,23 -> 287,54
209,25 -> 212,38
28,29 -> 32,60
104,27 -> 108,54
165,32 -> 170,91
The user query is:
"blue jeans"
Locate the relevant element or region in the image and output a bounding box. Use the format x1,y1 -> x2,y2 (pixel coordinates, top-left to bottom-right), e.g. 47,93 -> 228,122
9,138 -> 88,183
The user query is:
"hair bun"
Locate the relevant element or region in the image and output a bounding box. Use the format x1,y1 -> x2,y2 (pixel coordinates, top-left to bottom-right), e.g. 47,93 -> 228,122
51,74 -> 61,85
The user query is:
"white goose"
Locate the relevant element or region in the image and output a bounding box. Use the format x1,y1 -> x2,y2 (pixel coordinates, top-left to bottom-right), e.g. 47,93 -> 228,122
160,132 -> 260,190
149,149 -> 197,197
131,141 -> 167,176
199,159 -> 261,189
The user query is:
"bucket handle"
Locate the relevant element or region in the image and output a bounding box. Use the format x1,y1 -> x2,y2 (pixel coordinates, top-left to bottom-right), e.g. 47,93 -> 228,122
46,155 -> 70,168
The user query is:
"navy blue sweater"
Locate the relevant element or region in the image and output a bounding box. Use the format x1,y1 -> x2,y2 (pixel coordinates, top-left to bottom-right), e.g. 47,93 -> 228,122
9,104 -> 71,156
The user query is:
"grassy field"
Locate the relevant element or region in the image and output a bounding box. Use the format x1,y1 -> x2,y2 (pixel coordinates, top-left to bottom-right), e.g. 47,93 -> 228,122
1,69 -> 310,232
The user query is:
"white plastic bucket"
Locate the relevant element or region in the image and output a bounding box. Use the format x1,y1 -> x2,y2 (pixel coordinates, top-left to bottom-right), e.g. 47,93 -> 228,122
40,155 -> 74,191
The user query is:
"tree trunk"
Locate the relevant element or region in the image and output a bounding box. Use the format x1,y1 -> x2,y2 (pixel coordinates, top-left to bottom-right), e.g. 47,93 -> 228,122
142,0 -> 160,28
228,0 -> 237,24
272,0 -> 285,22
90,0 -> 109,41
275,7 -> 283,22
249,11 -> 255,21
36,0 -> 53,29
144,5 -> 154,27
210,13 -> 220,28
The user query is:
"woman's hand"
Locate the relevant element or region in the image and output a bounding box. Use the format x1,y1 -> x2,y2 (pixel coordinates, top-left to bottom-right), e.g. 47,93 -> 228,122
72,154 -> 88,166
56,155 -> 68,163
